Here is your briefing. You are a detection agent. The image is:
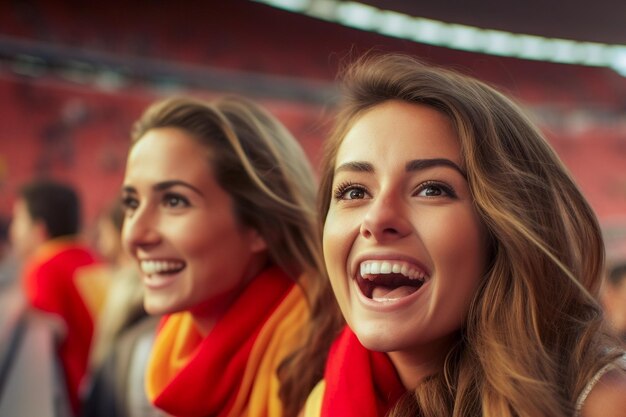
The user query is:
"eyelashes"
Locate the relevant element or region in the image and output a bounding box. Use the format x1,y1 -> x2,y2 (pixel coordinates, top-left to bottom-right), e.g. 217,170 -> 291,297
332,180 -> 458,201
118,192 -> 191,215
162,192 -> 190,208
414,181 -> 457,199
121,194 -> 138,211
333,181 -> 367,200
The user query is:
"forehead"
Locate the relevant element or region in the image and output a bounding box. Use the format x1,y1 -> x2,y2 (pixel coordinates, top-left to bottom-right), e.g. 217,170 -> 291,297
336,100 -> 462,167
125,127 -> 212,182
129,126 -> 209,163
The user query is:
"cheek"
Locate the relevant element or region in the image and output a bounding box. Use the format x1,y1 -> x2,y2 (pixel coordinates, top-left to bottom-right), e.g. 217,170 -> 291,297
427,206 -> 485,262
172,215 -> 249,272
322,222 -> 339,282
428,209 -> 487,302
322,211 -> 351,279
176,230 -> 219,259
322,211 -> 358,316
322,213 -> 350,290
323,228 -> 352,328
120,225 -> 133,255
166,212 -> 226,255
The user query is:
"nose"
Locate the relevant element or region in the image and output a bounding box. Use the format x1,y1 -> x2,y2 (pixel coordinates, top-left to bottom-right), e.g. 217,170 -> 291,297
360,192 -> 412,242
122,205 -> 161,253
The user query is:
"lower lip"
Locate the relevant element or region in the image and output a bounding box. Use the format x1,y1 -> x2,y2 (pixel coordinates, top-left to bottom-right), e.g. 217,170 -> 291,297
352,277 -> 429,312
143,272 -> 179,290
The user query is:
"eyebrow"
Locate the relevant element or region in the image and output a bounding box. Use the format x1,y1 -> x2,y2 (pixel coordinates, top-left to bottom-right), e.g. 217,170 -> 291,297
334,161 -> 374,174
122,180 -> 204,197
335,158 -> 466,177
405,158 -> 466,177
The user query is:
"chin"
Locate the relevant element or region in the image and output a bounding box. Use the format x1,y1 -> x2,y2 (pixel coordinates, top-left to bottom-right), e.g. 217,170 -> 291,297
143,302 -> 165,316
351,323 -> 407,353
143,296 -> 179,317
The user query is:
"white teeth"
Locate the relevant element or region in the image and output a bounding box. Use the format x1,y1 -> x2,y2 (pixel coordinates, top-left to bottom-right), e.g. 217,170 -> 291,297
140,260 -> 184,275
359,260 -> 427,281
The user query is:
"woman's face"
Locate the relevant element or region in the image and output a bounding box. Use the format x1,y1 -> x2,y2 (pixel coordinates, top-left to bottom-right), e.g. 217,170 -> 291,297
323,100 -> 488,374
122,127 -> 267,332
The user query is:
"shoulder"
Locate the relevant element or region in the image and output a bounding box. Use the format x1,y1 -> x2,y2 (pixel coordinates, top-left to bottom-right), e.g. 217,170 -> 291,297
580,366 -> 626,417
60,243 -> 99,264
37,242 -> 97,271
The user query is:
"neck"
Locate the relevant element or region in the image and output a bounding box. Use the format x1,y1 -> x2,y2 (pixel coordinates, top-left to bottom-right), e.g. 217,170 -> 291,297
191,254 -> 270,337
388,334 -> 458,389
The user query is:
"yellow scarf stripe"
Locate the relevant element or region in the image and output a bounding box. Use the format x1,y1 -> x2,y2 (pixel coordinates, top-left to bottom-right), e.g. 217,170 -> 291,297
146,312 -> 202,401
228,285 -> 309,417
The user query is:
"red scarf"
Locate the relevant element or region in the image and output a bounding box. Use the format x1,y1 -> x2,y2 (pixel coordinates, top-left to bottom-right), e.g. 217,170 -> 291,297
320,326 -> 405,417
146,266 -> 305,417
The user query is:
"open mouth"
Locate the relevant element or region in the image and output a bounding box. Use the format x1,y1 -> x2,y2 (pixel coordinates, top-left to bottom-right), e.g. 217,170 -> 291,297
140,260 -> 185,276
357,260 -> 427,301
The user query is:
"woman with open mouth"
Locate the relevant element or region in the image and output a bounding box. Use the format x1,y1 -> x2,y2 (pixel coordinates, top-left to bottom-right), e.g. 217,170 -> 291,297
121,96 -> 341,417
303,54 -> 626,417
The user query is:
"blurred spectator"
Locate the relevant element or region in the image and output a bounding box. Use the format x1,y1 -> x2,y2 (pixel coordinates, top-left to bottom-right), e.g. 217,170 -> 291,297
0,215 -> 19,288
9,179 -> 100,415
602,262 -> 626,343
81,315 -> 161,417
87,200 -> 145,370
81,199 -> 161,417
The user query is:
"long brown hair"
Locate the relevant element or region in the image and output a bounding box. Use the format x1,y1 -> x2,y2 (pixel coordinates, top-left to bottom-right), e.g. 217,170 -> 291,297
132,96 -> 343,416
318,53 -> 623,417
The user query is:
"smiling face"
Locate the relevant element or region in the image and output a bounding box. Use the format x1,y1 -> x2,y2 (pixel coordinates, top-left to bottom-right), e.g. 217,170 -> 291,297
323,100 -> 488,384
122,127 -> 267,334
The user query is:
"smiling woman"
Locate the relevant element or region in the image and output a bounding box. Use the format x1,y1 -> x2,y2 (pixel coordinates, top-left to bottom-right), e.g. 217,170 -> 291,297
303,54 -> 626,417
117,96 -> 342,417
123,126 -> 269,324
323,101 -> 489,382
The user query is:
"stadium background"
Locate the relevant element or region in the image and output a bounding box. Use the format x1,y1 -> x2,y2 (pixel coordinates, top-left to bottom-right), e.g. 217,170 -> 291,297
1,0 -> 625,259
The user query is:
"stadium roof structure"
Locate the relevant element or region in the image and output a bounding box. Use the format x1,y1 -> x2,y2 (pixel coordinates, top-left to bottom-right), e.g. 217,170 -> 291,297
255,0 -> 626,75
362,0 -> 626,45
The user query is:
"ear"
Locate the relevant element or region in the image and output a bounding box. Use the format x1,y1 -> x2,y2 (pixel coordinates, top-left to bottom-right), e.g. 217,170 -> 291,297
248,229 -> 268,254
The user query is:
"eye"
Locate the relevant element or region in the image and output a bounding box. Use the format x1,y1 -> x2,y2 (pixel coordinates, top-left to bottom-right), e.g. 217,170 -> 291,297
121,195 -> 139,213
334,182 -> 369,201
414,181 -> 457,199
162,192 -> 190,208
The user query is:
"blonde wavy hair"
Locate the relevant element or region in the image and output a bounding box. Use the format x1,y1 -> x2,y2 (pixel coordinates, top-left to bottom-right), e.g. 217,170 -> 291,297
317,53 -> 623,417
132,96 -> 342,417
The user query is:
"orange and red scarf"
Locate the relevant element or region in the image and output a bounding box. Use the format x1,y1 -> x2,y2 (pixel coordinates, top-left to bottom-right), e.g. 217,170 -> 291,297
146,266 -> 308,417
303,326 -> 405,417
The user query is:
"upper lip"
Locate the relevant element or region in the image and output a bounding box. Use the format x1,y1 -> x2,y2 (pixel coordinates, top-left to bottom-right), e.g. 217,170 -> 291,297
351,253 -> 431,280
